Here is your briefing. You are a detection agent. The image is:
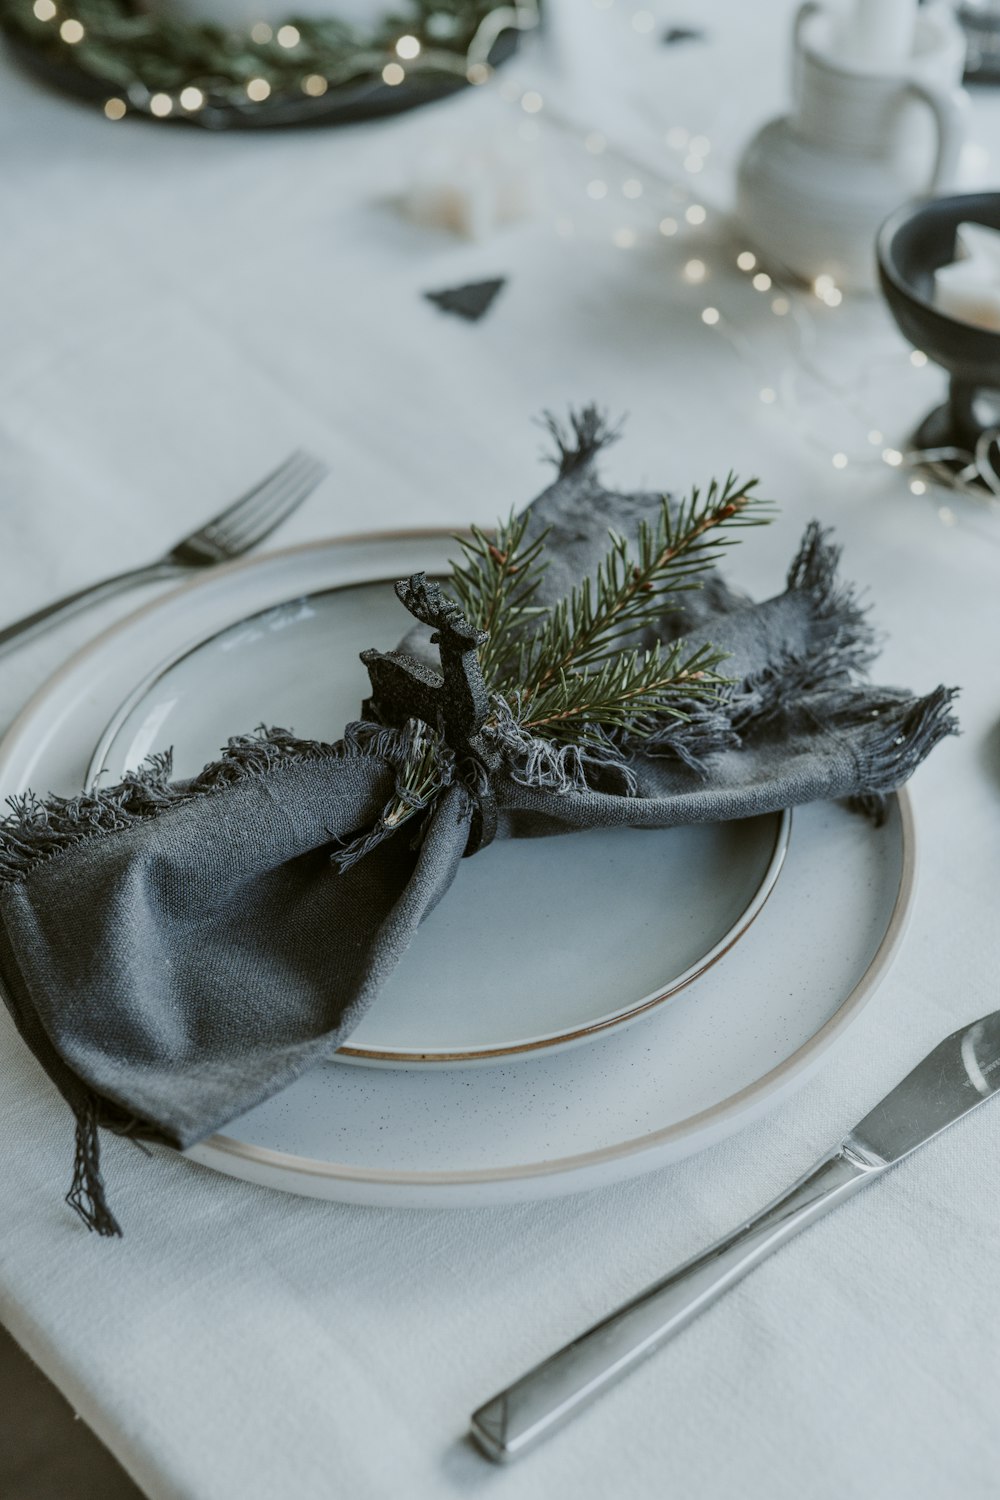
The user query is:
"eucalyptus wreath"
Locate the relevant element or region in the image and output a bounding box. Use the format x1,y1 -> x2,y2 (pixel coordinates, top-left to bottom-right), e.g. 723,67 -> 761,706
0,0 -> 537,120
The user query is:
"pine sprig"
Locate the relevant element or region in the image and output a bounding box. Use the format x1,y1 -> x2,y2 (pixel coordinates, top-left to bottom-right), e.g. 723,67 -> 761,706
330,721 -> 449,868
347,458 -> 776,865
508,473 -> 768,699
511,640 -> 729,746
380,727 -> 449,832
448,511 -> 549,684
443,471 -> 773,768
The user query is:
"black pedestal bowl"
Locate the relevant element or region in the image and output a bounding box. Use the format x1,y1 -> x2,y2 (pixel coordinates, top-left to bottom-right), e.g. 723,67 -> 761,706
877,192 -> 1000,453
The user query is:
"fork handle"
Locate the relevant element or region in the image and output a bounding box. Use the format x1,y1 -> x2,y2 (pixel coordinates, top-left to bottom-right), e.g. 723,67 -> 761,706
0,562 -> 184,656
470,1147 -> 882,1463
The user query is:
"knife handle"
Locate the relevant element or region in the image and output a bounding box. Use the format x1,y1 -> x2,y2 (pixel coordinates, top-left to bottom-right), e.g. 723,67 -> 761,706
470,1145 -> 882,1463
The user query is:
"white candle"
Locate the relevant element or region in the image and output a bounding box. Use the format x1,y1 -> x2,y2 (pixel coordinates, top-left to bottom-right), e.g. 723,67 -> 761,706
401,134 -> 540,241
934,222 -> 1000,332
955,221 -> 1000,270
838,0 -> 918,67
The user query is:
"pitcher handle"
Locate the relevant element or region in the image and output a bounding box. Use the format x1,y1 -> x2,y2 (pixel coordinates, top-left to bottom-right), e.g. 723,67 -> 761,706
904,79 -> 966,191
791,1 -> 822,109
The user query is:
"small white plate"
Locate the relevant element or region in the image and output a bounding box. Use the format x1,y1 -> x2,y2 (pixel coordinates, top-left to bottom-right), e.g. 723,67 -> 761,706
87,578 -> 789,1065
0,534 -> 915,1209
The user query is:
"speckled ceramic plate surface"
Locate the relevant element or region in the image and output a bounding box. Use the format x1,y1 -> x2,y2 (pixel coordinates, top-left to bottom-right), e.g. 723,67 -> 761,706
0,534 -> 915,1208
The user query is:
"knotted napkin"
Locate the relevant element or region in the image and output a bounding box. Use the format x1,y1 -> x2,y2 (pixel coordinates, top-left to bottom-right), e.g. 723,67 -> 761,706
0,411 -> 958,1235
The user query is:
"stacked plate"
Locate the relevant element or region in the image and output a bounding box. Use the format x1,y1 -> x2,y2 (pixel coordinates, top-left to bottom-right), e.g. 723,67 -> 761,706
0,532 -> 915,1207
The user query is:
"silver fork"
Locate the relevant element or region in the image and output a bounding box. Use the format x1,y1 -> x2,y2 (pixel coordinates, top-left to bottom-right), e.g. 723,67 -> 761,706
0,449 -> 328,655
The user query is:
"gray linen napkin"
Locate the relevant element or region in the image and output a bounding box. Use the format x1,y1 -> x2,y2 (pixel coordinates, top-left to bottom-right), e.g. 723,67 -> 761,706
0,411 -> 957,1235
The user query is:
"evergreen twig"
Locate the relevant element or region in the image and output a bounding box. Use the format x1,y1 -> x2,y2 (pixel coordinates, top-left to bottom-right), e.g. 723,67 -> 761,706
510,473 -> 768,699
330,722 -> 449,867
446,471 -> 772,758
448,511 -> 549,685
512,640 -> 729,746
380,728 -> 447,832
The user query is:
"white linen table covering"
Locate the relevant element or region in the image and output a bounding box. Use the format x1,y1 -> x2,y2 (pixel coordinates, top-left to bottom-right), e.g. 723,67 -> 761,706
1,4 -> 1000,1497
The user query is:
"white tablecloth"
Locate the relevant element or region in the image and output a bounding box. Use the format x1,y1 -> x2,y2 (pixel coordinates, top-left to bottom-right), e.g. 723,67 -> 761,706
2,5 -> 1000,1497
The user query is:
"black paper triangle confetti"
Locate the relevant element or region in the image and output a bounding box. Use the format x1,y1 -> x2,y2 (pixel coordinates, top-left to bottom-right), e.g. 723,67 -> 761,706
662,25 -> 706,44
424,278 -> 507,322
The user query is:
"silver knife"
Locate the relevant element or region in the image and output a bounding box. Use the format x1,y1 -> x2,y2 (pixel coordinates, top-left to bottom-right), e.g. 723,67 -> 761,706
470,1008 -> 1000,1464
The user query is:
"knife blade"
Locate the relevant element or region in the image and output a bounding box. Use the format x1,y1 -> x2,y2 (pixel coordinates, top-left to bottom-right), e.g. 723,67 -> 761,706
470,1009 -> 1000,1464
847,1008 -> 1000,1164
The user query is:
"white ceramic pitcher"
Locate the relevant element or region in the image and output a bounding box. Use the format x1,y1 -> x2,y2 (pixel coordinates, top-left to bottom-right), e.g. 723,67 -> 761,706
737,1 -> 968,290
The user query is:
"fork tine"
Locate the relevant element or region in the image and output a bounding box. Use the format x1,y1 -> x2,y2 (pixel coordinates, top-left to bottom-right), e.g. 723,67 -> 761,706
222,466 -> 327,552
202,452 -> 317,541
168,450 -> 327,568
204,455 -> 328,555
205,449 -> 312,530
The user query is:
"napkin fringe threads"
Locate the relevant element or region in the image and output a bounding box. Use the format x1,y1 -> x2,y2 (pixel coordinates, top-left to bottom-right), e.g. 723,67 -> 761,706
485,521 -> 956,794
725,523 -> 874,730
0,721 -> 416,887
541,404 -> 622,476
484,696 -> 640,794
758,524 -> 957,795
68,1095 -> 123,1238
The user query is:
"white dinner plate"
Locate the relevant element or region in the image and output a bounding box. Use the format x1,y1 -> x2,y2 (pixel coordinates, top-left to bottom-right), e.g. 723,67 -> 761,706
85,571 -> 790,1065
0,534 -> 915,1208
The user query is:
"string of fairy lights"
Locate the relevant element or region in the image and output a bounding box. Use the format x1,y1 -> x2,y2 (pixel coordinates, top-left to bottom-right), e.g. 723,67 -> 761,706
7,0 -> 996,521
0,0 -> 539,119
488,20 -> 1000,527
